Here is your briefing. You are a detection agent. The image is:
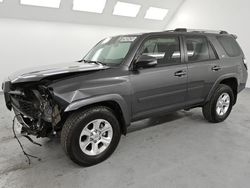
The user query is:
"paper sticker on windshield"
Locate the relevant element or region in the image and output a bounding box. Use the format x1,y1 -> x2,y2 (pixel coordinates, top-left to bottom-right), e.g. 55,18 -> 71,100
119,36 -> 137,42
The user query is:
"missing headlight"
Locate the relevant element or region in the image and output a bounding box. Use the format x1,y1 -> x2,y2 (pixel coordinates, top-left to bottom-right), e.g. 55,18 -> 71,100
32,87 -> 61,125
41,100 -> 53,122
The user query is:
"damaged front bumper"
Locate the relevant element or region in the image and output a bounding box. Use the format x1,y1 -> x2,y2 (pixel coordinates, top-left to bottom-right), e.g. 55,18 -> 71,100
2,80 -> 61,137
2,80 -> 12,110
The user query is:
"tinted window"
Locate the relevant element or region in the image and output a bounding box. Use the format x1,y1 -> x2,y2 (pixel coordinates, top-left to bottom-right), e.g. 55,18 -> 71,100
217,36 -> 241,57
185,36 -> 209,62
141,37 -> 181,65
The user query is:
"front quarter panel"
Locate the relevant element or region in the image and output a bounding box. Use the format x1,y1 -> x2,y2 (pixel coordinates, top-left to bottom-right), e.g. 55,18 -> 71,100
48,69 -> 132,126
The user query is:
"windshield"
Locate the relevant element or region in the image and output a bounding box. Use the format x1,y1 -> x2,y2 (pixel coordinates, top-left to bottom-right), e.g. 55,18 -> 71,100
83,36 -> 137,65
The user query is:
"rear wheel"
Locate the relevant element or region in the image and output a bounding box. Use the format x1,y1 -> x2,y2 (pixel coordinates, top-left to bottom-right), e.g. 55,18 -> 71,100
61,106 -> 121,166
202,84 -> 234,123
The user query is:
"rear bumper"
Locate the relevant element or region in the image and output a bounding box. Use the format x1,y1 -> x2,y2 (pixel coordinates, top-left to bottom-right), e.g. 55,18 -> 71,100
239,68 -> 248,93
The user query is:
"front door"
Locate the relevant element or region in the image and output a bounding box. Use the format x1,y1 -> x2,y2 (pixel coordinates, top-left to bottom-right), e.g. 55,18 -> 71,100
130,35 -> 188,120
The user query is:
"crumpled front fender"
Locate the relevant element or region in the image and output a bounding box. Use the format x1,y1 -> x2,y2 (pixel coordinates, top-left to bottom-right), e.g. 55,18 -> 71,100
64,94 -> 131,129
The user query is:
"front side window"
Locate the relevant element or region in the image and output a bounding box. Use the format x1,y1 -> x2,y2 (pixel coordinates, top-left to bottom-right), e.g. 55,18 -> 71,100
140,37 -> 181,65
84,36 -> 137,65
185,36 -> 210,62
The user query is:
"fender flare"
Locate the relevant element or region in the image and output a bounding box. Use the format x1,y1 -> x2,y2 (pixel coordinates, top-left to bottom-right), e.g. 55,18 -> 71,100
64,94 -> 131,132
205,73 -> 239,103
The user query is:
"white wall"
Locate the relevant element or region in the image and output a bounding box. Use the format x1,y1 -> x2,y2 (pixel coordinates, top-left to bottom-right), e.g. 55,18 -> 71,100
167,0 -> 250,87
0,18 -> 150,84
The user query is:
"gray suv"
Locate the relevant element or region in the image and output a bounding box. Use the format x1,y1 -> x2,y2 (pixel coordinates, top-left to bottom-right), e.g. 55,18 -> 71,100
2,28 -> 248,166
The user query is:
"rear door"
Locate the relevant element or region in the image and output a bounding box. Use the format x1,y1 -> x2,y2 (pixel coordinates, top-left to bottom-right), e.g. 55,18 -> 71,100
130,34 -> 188,120
183,35 -> 220,106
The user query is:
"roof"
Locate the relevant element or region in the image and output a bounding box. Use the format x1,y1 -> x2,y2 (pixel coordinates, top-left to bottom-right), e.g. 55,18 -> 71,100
116,28 -> 235,38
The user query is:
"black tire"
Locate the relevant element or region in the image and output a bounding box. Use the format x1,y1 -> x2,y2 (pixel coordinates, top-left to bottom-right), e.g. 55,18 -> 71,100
202,84 -> 234,123
61,106 -> 121,166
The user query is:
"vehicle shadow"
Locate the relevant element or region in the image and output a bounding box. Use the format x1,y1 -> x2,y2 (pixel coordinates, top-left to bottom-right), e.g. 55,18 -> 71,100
127,110 -> 203,133
42,110 -> 204,145
0,109 -> 205,171
41,110 -> 203,147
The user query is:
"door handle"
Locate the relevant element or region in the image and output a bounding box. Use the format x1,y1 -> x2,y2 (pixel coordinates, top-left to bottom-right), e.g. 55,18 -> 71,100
174,70 -> 186,77
211,65 -> 221,71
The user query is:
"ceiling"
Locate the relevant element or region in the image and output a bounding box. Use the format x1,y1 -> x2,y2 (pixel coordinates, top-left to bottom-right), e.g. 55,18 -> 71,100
0,0 -> 185,30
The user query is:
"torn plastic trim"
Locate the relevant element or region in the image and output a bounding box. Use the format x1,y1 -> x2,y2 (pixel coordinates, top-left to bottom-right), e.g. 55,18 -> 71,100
9,84 -> 62,137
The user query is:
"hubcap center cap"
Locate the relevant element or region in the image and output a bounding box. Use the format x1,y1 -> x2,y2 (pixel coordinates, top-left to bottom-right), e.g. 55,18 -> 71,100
91,131 -> 100,140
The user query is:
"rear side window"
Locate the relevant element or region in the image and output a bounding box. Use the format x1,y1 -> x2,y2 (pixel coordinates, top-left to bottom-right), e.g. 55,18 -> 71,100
217,36 -> 241,57
185,36 -> 210,62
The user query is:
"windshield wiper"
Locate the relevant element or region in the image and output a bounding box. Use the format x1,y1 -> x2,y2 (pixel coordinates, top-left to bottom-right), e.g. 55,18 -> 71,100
81,59 -> 106,66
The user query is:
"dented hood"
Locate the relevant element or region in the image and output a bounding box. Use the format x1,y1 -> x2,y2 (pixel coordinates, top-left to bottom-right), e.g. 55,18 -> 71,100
8,61 -> 109,84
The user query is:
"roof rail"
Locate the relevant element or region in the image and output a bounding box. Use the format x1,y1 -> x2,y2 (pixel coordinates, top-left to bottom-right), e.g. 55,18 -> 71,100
171,28 -> 228,34
174,28 -> 187,32
219,31 -> 228,34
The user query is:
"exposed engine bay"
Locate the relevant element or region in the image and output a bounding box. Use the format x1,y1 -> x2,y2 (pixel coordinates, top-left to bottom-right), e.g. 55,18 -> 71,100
2,62 -> 109,139
4,82 -> 61,138
1,61 -> 110,164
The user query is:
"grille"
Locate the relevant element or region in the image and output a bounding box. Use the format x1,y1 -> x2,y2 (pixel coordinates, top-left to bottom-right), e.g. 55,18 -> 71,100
11,96 -> 39,118
2,81 -> 11,92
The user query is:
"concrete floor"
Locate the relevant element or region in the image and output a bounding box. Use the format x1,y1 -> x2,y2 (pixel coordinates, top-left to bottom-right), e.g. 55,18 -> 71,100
0,90 -> 250,188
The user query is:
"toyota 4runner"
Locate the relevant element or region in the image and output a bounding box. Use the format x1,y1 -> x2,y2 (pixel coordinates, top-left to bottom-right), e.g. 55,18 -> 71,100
2,28 -> 248,166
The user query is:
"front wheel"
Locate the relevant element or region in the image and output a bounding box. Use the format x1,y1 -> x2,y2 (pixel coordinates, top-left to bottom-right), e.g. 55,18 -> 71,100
61,106 -> 121,166
202,84 -> 234,123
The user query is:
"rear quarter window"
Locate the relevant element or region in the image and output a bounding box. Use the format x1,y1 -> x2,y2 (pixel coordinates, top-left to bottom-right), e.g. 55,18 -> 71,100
217,36 -> 241,57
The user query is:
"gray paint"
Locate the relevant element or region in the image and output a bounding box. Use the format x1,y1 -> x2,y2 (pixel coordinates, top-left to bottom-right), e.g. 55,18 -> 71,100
2,31 -> 248,134
8,62 -> 109,84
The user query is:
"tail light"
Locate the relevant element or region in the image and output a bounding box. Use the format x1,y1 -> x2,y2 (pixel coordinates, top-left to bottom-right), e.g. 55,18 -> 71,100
243,58 -> 248,70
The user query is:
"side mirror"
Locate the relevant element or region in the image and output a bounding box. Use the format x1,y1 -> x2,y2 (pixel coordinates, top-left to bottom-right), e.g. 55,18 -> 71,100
135,55 -> 157,69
